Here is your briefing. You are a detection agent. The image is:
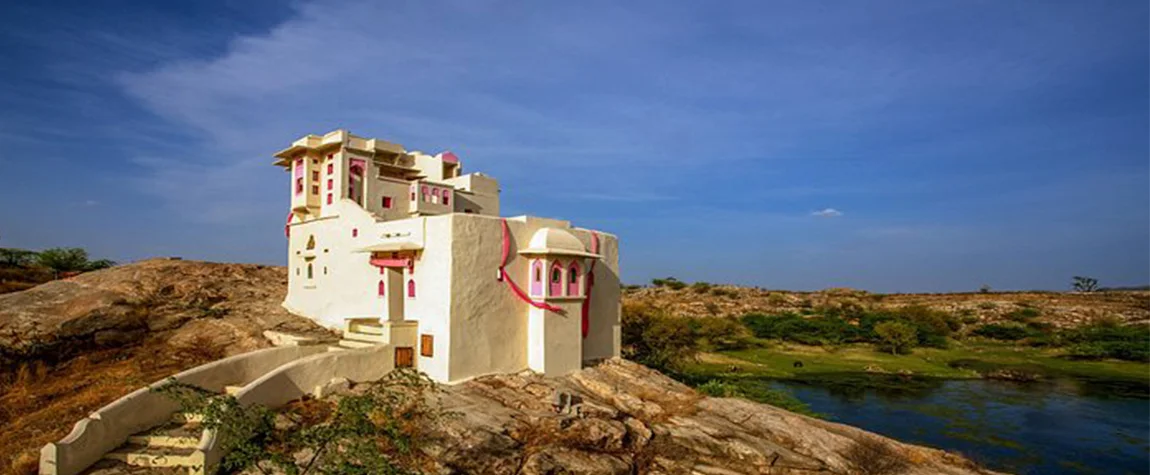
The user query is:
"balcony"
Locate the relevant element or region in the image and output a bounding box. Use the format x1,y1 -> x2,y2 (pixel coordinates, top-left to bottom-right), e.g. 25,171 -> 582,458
408,180 -> 454,216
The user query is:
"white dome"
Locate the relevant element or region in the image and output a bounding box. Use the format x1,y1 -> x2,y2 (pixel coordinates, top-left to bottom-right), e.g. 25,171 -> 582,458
520,228 -> 600,257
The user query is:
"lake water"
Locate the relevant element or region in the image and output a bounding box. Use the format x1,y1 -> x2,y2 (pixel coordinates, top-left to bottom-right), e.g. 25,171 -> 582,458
772,378 -> 1149,474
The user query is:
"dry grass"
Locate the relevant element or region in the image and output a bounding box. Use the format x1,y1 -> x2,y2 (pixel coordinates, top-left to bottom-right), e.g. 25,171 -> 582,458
0,336 -> 227,473
843,436 -> 910,475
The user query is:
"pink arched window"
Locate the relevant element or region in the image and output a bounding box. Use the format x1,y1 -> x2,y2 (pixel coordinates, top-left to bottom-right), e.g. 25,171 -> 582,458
421,185 -> 430,202
407,279 -> 416,298
377,280 -> 385,296
567,261 -> 581,296
549,261 -> 563,297
530,260 -> 543,296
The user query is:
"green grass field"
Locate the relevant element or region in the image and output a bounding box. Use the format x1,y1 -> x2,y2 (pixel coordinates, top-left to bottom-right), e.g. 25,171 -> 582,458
685,340 -> 1150,384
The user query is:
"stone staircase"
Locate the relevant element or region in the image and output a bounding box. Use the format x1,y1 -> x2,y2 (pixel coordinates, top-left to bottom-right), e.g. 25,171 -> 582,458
85,412 -> 206,474
75,329 -> 385,474
336,318 -> 388,350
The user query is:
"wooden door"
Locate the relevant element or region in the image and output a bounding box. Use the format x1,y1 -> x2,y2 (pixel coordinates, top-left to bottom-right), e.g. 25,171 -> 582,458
395,347 -> 414,368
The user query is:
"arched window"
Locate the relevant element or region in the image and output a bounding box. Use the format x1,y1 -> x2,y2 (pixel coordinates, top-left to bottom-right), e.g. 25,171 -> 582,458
407,279 -> 416,298
442,190 -> 450,206
307,263 -> 313,279
378,280 -> 385,297
530,260 -> 543,296
549,261 -> 563,297
421,185 -> 429,202
306,235 -> 316,250
567,261 -> 581,296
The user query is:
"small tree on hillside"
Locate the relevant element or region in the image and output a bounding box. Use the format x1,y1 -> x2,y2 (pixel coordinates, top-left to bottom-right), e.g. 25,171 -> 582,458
1072,276 -> 1099,293
36,247 -> 116,277
874,321 -> 917,355
0,248 -> 39,267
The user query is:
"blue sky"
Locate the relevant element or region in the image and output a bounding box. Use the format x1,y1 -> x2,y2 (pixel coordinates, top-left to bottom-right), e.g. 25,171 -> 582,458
0,0 -> 1146,292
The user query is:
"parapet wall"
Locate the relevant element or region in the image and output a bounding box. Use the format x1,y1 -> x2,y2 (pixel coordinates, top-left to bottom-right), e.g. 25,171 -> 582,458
40,345 -> 327,475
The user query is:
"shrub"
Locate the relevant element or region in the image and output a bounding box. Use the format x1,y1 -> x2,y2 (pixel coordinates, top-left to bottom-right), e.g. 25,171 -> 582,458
1004,307 -> 1041,322
651,277 -> 687,290
710,287 -> 734,298
1061,322 -> 1150,362
692,317 -> 754,351
844,437 -> 910,475
740,313 -> 861,346
971,324 -> 1031,341
622,302 -> 698,371
696,380 -> 743,397
874,321 -> 917,355
154,369 -> 448,474
691,282 -> 712,293
766,292 -> 789,306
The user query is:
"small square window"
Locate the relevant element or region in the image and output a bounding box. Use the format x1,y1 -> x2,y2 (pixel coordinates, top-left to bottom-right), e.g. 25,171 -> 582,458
312,171 -> 319,180
311,185 -> 318,194
352,228 -> 358,237
382,196 -> 393,209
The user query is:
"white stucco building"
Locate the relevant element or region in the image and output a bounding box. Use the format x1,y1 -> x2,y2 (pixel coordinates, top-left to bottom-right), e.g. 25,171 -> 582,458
275,130 -> 620,383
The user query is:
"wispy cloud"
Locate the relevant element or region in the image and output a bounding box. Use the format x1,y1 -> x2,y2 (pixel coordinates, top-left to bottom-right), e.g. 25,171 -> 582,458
811,208 -> 843,218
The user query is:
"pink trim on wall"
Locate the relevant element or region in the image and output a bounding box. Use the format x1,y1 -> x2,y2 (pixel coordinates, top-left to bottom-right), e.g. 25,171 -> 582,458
370,257 -> 410,268
530,260 -> 544,296
349,159 -> 366,176
549,261 -> 563,297
567,261 -> 581,296
293,160 -> 303,177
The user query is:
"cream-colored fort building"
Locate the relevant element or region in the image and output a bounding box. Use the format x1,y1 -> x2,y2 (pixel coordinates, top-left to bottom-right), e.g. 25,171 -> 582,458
275,130 -> 620,384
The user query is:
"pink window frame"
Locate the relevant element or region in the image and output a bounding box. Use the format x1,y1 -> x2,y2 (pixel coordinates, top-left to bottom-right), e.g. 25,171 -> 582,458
549,261 -> 564,297
407,279 -> 416,298
327,163 -> 333,175
326,194 -> 333,205
566,261 -> 581,297
327,179 -> 333,190
377,280 -> 385,296
530,260 -> 544,296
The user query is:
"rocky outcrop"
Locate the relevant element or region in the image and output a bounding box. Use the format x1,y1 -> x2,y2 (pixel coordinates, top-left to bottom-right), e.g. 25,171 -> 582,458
0,258 -> 332,366
428,359 -> 994,474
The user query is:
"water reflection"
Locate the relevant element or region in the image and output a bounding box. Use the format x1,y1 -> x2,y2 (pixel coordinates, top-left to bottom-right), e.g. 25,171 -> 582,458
770,377 -> 1149,474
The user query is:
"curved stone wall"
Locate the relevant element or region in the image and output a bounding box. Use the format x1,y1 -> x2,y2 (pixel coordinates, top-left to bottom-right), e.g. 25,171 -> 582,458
40,345 -> 327,475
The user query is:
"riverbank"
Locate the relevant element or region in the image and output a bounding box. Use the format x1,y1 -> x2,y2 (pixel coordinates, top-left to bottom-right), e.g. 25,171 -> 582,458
688,341 -> 1150,384
676,342 -> 1150,474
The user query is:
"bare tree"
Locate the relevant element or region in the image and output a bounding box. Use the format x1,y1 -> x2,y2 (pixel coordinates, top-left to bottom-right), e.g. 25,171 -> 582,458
1072,276 -> 1099,293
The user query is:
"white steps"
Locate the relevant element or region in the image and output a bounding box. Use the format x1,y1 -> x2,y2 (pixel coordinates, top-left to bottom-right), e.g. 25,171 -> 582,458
104,444 -> 198,467
338,339 -> 375,349
348,322 -> 384,335
342,331 -> 388,344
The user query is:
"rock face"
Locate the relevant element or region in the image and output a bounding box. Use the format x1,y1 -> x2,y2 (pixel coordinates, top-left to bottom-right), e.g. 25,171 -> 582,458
0,258 -> 332,365
430,359 -> 994,475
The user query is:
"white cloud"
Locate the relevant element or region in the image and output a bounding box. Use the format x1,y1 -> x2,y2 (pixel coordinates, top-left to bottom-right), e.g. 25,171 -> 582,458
811,208 -> 843,218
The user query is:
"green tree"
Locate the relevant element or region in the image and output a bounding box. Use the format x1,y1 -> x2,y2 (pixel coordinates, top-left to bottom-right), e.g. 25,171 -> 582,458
874,321 -> 917,355
35,247 -> 116,275
0,248 -> 38,267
